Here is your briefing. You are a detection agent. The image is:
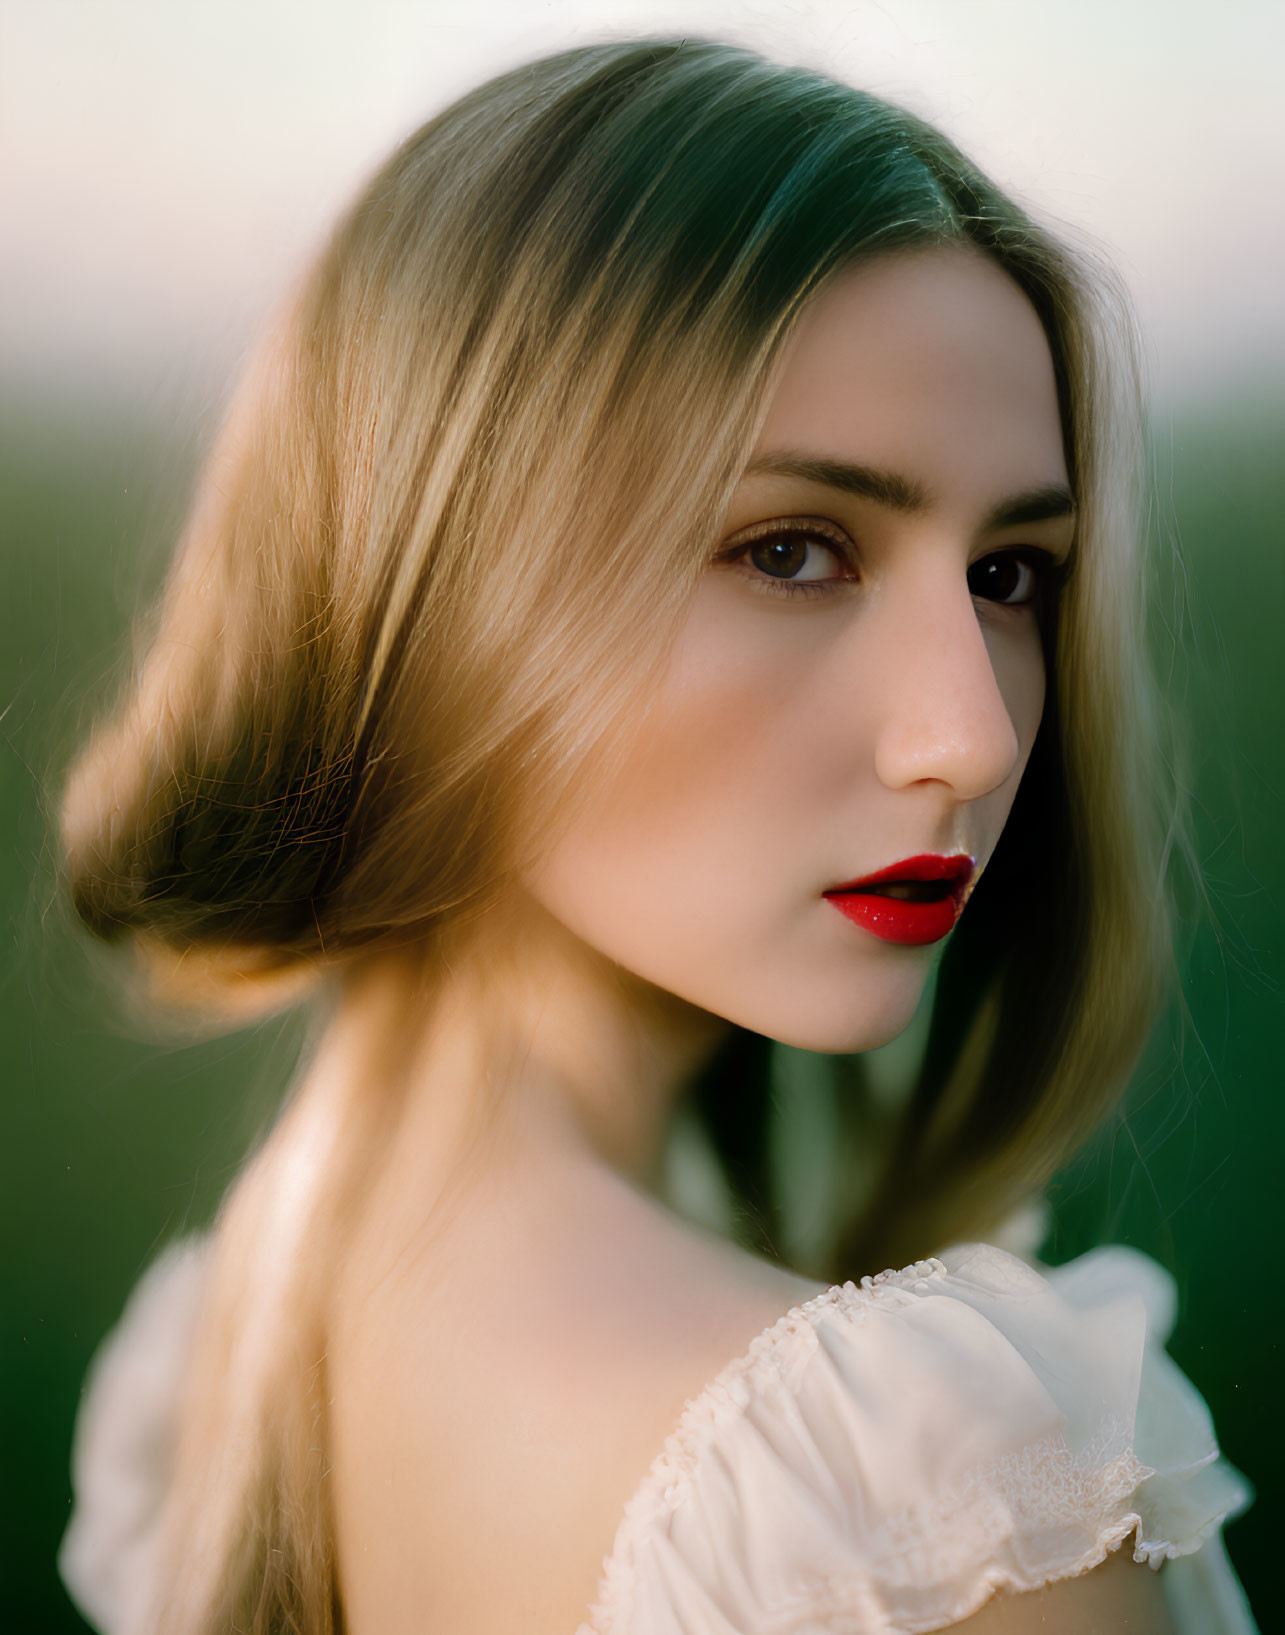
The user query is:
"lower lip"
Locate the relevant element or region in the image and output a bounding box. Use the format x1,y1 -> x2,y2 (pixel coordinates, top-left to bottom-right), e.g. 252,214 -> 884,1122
823,890 -> 964,946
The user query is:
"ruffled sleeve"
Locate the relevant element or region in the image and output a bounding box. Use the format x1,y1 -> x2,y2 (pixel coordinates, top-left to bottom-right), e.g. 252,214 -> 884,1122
59,1237 -> 212,1635
580,1243 -> 1256,1635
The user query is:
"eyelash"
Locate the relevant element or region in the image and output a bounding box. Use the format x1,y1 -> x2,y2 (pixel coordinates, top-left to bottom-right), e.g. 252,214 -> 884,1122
716,520 -> 857,601
717,521 -> 1065,607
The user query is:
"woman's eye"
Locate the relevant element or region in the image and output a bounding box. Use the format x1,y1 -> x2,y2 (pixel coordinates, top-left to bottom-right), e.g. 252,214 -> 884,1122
722,527 -> 855,596
967,551 -> 1048,607
750,534 -> 843,581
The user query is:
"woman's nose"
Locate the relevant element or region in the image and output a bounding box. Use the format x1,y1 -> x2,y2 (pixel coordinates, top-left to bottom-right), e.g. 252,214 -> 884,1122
871,588 -> 1025,802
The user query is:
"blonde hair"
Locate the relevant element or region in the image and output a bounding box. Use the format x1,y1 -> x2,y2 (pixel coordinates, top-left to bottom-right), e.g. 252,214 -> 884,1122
61,38 -> 1172,1632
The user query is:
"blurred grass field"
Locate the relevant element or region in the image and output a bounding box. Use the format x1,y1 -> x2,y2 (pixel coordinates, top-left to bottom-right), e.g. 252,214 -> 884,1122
3,381 -> 1280,1631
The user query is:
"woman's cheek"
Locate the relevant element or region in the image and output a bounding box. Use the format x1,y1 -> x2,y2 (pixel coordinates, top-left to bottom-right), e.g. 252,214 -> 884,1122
986,619 -> 1047,768
529,601 -> 834,944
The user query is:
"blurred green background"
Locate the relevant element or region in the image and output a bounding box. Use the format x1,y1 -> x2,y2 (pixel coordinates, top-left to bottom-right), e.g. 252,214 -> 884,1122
3,371 -> 1281,1632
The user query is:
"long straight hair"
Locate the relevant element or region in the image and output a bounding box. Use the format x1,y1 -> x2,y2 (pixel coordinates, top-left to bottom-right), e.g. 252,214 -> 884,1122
60,38 -> 1170,1632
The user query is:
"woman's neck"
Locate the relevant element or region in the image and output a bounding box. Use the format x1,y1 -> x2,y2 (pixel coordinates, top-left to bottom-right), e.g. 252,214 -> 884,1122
333,897 -> 732,1198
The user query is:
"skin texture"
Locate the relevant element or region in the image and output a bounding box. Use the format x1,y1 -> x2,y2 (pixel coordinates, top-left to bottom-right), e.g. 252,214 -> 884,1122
326,246 -> 1172,1634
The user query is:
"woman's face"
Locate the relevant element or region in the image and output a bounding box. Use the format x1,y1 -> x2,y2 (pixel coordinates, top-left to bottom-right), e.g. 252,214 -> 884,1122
523,245 -> 1074,1053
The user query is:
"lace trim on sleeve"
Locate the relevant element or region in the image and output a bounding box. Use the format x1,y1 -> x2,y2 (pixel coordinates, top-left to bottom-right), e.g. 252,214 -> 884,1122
579,1246 -> 1254,1635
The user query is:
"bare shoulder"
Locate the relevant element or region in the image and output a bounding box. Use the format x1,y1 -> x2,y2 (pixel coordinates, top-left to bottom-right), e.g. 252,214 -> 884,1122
954,1545 -> 1175,1634
326,1145 -> 822,1635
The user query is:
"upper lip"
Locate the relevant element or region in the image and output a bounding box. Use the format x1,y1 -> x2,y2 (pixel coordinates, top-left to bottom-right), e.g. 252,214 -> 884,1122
825,852 -> 976,894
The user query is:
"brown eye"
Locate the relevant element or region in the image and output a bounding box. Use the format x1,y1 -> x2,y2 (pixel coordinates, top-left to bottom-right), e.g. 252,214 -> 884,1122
747,534 -> 844,582
967,552 -> 1041,606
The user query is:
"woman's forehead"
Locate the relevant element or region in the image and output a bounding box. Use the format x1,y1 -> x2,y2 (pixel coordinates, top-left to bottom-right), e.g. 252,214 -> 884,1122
753,246 -> 1070,510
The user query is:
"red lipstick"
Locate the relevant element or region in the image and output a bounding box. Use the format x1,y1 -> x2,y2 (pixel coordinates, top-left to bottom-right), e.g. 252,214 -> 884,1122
823,853 -> 975,946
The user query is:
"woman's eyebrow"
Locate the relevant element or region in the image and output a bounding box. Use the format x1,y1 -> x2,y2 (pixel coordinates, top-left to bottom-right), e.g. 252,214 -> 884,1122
745,452 -> 928,511
983,485 -> 1076,530
744,453 -> 1076,532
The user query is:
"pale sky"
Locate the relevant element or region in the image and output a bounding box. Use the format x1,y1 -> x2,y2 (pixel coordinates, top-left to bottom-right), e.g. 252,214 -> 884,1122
3,0 -> 1282,408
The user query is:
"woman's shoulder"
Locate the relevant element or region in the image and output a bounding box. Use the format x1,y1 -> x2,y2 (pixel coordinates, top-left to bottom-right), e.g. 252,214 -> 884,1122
580,1241 -> 1257,1635
326,1147 -> 826,1634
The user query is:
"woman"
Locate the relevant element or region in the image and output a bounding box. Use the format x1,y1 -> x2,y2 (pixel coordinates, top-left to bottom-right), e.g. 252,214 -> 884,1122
57,37 -> 1254,1635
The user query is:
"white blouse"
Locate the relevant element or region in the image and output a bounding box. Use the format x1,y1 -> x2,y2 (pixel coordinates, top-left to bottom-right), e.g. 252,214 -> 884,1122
60,1239 -> 1256,1635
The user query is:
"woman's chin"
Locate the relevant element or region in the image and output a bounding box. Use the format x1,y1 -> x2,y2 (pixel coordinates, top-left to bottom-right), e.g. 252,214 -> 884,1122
775,1020 -> 919,1056
744,980 -> 930,1057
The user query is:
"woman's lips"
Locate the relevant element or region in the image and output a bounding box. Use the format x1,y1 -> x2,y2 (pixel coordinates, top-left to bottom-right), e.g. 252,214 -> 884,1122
822,853 -> 976,947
